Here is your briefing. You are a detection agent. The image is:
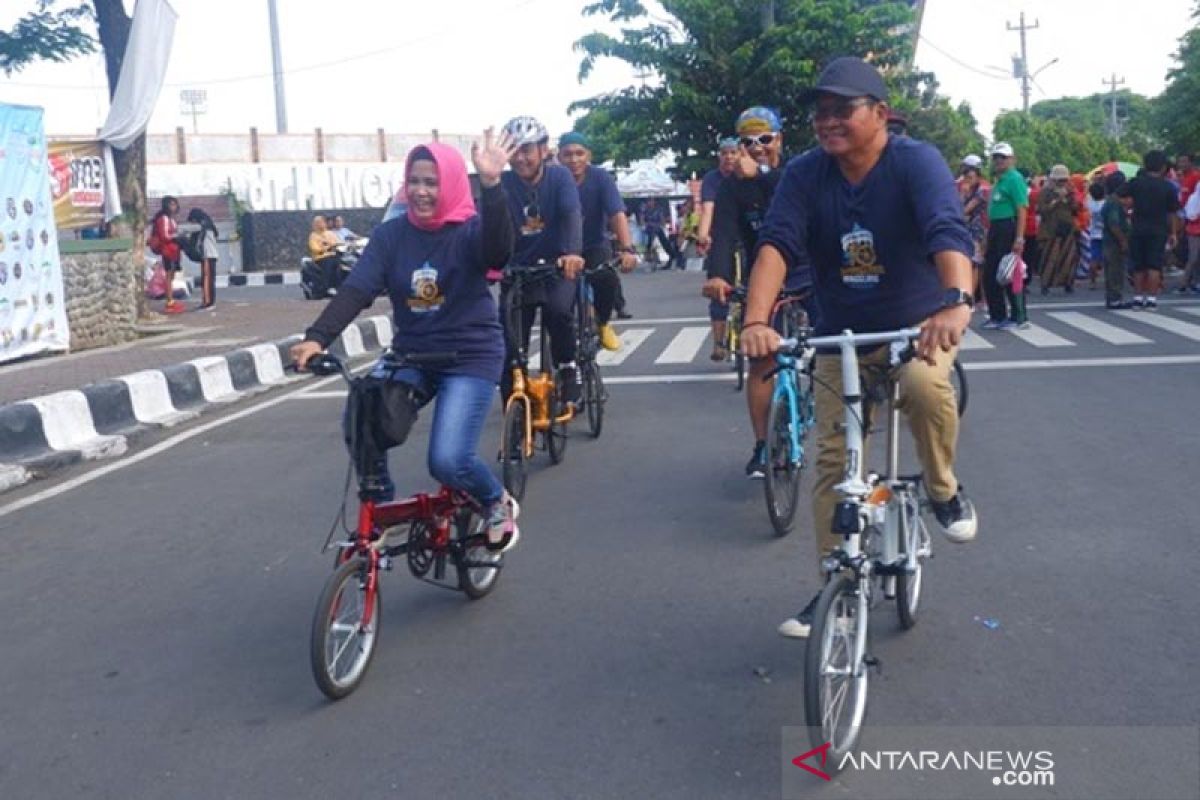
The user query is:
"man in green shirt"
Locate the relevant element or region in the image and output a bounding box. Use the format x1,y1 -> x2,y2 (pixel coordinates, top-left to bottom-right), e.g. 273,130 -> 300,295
982,142 -> 1029,329
1101,175 -> 1134,309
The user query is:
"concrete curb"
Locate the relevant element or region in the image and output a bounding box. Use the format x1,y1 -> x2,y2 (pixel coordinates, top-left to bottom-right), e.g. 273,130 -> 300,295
189,272 -> 303,290
0,314 -> 393,495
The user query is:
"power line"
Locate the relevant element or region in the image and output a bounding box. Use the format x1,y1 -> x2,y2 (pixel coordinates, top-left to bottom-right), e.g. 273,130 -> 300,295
1006,11 -> 1040,112
916,34 -> 1008,81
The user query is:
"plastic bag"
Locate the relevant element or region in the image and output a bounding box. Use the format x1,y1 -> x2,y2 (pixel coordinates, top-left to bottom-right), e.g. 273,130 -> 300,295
145,263 -> 168,298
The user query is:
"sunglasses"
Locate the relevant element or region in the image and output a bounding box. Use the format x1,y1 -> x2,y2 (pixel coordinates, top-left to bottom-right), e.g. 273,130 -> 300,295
991,153 -> 1010,160
739,133 -> 777,148
810,97 -> 874,122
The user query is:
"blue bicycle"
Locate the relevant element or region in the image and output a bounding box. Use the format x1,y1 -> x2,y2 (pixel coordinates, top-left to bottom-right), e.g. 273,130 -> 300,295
762,294 -> 816,537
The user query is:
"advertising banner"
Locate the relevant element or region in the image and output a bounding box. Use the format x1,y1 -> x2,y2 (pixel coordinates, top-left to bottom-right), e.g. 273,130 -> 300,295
0,104 -> 71,363
47,139 -> 106,231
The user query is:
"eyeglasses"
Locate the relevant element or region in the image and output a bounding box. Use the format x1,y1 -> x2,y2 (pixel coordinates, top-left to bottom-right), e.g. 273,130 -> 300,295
810,97 -> 874,122
739,133 -> 777,148
991,153 -> 1010,160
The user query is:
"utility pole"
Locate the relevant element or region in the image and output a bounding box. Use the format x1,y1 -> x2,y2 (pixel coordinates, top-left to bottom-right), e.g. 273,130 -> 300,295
1103,73 -> 1126,142
1007,11 -> 1039,113
760,0 -> 775,32
267,0 -> 288,133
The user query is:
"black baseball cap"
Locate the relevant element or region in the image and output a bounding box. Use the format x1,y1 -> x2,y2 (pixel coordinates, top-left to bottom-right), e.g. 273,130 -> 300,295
802,57 -> 890,104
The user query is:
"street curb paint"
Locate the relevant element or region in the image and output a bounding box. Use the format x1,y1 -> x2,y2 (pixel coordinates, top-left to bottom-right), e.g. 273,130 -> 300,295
0,315 -> 390,495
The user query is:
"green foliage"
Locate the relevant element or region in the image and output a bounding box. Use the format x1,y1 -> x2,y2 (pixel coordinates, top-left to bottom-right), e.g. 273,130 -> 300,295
571,0 -> 927,177
0,0 -> 95,76
992,111 -> 1139,177
1030,92 -> 1158,155
890,71 -> 985,166
1157,1 -> 1200,156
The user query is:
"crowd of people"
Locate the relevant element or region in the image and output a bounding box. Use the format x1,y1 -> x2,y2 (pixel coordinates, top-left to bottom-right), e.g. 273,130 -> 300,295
958,145 -> 1194,321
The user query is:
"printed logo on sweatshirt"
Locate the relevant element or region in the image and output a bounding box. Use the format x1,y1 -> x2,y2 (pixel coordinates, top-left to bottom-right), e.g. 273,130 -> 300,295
840,224 -> 885,288
407,263 -> 445,313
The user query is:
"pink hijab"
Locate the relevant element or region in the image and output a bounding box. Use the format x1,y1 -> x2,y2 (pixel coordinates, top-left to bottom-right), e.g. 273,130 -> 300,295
404,142 -> 476,231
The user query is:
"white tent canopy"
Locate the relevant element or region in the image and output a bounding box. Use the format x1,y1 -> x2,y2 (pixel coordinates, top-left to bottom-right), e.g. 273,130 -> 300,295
615,159 -> 690,197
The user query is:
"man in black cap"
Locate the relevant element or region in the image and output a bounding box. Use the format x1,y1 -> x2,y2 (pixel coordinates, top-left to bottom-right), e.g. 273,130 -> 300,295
741,56 -> 978,638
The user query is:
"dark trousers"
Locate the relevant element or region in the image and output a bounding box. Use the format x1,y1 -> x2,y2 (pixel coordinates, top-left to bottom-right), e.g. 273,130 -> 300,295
645,226 -> 681,265
500,274 -> 577,396
199,258 -> 217,306
316,256 -> 343,293
584,246 -> 619,325
983,218 -> 1027,323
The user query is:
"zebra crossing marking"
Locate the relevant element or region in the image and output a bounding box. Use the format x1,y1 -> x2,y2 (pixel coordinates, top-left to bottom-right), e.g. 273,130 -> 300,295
655,326 -> 711,364
1114,310 -> 1200,342
959,328 -> 994,350
596,328 -> 654,366
1046,311 -> 1152,345
1006,322 -> 1076,348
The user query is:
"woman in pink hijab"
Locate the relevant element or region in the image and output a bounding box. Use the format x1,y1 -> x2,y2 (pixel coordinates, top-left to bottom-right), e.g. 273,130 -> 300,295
291,129 -> 523,551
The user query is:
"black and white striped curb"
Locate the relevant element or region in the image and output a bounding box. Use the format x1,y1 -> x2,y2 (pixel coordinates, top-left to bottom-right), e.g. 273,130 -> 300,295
0,315 -> 392,494
193,272 -> 303,290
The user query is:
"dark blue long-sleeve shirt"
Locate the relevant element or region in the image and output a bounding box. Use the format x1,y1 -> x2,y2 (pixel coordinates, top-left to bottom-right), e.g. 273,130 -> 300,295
758,136 -> 972,336
501,164 -> 582,265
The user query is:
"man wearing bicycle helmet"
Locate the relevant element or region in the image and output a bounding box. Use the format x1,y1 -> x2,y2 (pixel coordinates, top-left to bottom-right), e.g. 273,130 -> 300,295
290,130 -> 521,552
557,131 -> 639,351
499,116 -> 586,405
703,105 -> 815,480
741,57 -> 978,638
698,137 -> 743,361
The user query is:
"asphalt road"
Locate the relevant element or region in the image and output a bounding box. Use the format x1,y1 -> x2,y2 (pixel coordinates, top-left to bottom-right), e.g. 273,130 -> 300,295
1,272 -> 1197,800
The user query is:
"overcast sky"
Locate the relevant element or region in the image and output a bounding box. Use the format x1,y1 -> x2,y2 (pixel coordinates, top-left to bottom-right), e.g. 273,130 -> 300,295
0,0 -> 1193,144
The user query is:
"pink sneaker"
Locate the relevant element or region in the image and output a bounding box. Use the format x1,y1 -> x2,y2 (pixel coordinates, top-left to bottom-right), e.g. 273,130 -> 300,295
484,492 -> 520,552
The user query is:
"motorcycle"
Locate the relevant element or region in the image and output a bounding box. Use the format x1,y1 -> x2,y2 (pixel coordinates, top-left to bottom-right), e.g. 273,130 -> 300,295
301,237 -> 368,300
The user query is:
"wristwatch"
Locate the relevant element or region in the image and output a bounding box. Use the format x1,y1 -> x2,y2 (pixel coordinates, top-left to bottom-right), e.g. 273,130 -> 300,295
757,164 -> 772,176
941,287 -> 974,310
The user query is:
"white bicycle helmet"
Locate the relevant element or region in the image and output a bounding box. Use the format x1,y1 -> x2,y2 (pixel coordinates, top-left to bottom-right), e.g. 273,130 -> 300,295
502,116 -> 549,147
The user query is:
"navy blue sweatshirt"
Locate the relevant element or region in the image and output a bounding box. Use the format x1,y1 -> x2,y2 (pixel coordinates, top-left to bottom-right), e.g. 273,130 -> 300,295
758,136 -> 972,336
501,164 -> 582,265
305,184 -> 513,382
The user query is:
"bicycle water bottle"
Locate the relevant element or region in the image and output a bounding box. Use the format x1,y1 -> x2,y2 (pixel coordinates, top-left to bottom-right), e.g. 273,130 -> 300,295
881,497 -> 900,566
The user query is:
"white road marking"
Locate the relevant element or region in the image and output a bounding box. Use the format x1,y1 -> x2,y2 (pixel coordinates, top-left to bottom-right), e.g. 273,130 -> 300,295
596,328 -> 653,366
655,326 -> 710,364
1176,306 -> 1200,318
1046,311 -> 1152,345
0,372 -> 343,520
1006,322 -> 1076,347
611,316 -> 708,326
1114,310 -> 1200,341
959,328 -> 995,350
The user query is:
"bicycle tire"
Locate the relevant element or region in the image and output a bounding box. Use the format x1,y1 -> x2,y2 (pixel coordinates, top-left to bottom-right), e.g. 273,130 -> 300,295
547,387 -> 569,465
582,361 -> 605,438
455,507 -> 503,600
895,493 -> 931,629
951,358 -> 968,418
804,574 -> 870,761
501,399 -> 528,502
764,391 -> 801,537
310,556 -> 380,701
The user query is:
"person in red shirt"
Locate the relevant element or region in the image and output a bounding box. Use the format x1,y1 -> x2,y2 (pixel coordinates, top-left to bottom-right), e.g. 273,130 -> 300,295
150,196 -> 184,313
1024,176 -> 1042,279
1176,153 -> 1200,294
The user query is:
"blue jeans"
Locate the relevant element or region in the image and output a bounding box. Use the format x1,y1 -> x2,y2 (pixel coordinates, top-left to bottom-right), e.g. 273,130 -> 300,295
349,363 -> 503,508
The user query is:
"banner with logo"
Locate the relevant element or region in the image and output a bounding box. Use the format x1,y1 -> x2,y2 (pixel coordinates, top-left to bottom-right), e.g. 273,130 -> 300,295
47,140 -> 106,230
0,104 -> 70,364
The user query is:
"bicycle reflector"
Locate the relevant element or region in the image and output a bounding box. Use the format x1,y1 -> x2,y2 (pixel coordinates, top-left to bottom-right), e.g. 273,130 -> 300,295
832,501 -> 863,535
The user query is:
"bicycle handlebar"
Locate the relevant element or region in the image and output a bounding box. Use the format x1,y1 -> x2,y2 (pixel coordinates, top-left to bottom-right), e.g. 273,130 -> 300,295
297,351 -> 460,383
778,327 -> 922,354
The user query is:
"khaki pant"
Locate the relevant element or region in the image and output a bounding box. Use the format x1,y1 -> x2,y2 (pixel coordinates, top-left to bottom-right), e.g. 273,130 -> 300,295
810,343 -> 960,573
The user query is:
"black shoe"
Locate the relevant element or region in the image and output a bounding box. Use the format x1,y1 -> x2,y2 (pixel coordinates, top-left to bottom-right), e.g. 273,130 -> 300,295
745,440 -> 767,480
929,487 -> 977,543
778,593 -> 821,638
615,309 -> 633,320
1105,301 -> 1132,310
558,366 -> 582,407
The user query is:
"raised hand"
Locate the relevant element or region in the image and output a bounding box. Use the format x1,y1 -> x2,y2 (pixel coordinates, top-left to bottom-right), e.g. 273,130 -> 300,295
472,128 -> 516,188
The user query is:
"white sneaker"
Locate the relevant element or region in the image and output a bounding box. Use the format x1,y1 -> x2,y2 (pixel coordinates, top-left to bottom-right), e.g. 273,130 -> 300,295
485,492 -> 520,552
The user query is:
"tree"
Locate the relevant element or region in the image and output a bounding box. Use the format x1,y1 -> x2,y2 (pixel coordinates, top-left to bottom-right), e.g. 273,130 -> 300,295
891,70 -> 985,164
2,0 -> 149,314
1157,0 -> 1200,155
1030,92 -> 1158,155
992,111 -> 1138,177
571,0 -> 921,178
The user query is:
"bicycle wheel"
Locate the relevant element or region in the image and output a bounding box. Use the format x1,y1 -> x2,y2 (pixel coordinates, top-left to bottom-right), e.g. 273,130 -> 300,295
501,399 -> 528,502
546,385 -> 569,464
804,575 -> 870,760
895,494 -> 932,629
764,391 -> 801,537
582,360 -> 605,439
310,556 -> 380,701
455,507 -> 503,600
951,358 -> 968,418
